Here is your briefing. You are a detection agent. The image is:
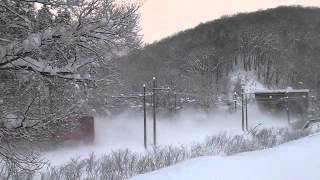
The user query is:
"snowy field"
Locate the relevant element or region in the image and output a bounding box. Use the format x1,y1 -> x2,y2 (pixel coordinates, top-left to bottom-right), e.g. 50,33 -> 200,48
130,133 -> 320,180
44,104 -> 288,166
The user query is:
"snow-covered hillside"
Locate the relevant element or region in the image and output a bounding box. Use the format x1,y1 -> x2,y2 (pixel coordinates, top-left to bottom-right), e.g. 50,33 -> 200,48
229,70 -> 267,94
130,134 -> 320,180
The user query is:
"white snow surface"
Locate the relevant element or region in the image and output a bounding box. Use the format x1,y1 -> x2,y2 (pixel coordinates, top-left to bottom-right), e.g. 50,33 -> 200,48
130,133 -> 320,180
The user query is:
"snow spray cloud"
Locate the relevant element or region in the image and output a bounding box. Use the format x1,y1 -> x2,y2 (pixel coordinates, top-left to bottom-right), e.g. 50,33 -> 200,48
43,103 -> 288,166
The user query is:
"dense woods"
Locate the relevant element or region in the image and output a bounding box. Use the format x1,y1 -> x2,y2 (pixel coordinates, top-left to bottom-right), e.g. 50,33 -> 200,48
118,6 -> 320,107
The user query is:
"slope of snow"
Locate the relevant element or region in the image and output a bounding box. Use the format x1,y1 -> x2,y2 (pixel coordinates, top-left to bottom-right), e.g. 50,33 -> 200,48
130,134 -> 320,180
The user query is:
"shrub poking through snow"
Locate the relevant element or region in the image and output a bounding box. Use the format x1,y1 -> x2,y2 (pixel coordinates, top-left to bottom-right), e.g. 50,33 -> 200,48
25,128 -> 310,180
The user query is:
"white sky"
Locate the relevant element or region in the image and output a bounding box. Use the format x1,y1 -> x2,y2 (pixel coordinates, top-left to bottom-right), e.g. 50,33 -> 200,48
139,0 -> 320,43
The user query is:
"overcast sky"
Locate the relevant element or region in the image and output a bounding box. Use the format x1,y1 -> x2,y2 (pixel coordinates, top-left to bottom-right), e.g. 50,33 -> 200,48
139,0 -> 320,43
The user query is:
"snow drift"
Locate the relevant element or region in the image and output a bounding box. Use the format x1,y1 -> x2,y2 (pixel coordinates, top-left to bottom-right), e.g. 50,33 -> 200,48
130,133 -> 320,180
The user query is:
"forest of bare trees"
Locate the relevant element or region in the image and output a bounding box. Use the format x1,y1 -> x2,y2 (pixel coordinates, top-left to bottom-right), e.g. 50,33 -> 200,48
118,6 -> 320,108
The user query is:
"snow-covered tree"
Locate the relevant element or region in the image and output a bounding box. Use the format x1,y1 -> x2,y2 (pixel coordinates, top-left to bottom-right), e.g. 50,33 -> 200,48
0,0 -> 140,79
0,0 -> 141,177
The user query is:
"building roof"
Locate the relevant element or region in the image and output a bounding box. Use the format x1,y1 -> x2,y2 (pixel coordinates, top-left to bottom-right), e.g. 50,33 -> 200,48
254,89 -> 310,94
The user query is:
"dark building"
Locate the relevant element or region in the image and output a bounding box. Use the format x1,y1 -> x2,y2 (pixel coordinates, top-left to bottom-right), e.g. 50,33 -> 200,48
254,89 -> 309,124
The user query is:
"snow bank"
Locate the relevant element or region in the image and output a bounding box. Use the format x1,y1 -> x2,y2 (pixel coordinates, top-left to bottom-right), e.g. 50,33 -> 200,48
130,134 -> 320,180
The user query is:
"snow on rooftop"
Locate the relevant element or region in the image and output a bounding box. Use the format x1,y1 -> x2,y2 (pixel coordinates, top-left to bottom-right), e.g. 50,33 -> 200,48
255,89 -> 310,94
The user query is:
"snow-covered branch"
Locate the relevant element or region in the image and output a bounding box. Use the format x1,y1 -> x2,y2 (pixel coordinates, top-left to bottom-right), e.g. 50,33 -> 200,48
0,0 -> 141,175
0,0 -> 140,80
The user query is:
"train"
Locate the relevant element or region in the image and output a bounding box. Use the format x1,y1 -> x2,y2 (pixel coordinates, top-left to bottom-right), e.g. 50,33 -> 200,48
50,116 -> 95,144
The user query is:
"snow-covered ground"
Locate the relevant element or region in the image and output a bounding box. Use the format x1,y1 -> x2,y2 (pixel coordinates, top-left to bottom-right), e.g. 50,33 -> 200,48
130,133 -> 320,180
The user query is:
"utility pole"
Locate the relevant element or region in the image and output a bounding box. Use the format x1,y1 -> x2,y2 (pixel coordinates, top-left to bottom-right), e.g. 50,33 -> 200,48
152,77 -> 157,146
174,92 -> 177,113
286,96 -> 291,124
143,84 -> 147,149
311,96 -> 316,118
111,89 -> 151,148
245,93 -> 248,131
233,93 -> 237,112
149,77 -> 171,146
241,88 -> 245,132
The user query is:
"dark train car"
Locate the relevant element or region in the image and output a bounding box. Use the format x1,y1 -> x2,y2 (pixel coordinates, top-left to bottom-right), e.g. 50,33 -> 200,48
69,116 -> 95,143
254,89 -> 309,123
51,116 -> 95,144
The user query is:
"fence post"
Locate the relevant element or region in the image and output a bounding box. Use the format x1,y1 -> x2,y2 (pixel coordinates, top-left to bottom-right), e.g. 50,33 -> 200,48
152,77 -> 157,146
143,84 -> 147,149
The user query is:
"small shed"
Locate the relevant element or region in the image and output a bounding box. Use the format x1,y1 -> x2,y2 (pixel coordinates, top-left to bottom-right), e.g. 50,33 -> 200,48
254,89 -> 309,122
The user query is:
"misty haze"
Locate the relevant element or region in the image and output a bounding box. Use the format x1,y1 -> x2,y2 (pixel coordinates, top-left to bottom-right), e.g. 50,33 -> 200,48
1,0 -> 320,180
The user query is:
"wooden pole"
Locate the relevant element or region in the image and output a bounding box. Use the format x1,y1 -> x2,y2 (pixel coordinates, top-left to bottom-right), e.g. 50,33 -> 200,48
241,88 -> 245,132
143,84 -> 147,149
38,92 -> 42,123
174,92 -> 177,113
152,77 -> 157,146
246,94 -> 248,130
286,96 -> 290,124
